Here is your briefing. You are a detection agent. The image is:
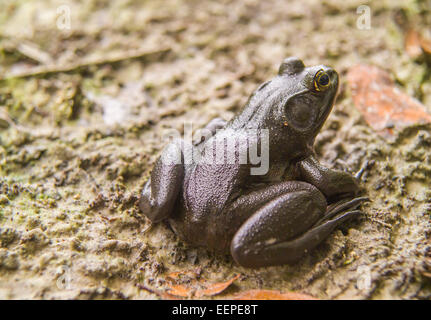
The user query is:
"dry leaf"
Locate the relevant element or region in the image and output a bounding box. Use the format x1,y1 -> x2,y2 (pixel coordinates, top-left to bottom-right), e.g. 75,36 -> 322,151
135,283 -> 180,300
167,284 -> 193,297
195,274 -> 240,298
166,268 -> 202,281
403,27 -> 431,56
231,289 -> 316,300
165,271 -> 240,298
347,64 -> 431,136
419,35 -> 431,54
405,29 -> 423,58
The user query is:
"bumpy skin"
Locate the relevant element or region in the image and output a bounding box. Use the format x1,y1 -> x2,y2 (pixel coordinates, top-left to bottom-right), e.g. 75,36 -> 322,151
140,57 -> 365,268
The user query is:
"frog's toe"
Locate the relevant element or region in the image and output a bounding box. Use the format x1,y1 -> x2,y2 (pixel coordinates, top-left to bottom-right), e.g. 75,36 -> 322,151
314,196 -> 368,227
316,209 -> 362,231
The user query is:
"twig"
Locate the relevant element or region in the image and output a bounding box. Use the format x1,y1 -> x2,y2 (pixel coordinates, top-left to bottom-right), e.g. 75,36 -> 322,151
0,109 -> 32,133
355,159 -> 375,180
135,283 -> 179,300
2,39 -> 53,64
16,41 -> 54,65
367,216 -> 392,229
0,47 -> 171,80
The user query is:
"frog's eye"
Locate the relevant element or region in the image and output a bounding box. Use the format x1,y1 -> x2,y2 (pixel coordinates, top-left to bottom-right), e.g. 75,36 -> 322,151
314,70 -> 330,91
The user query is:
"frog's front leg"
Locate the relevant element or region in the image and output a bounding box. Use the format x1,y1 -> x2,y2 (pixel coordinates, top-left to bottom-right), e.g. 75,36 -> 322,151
139,140 -> 187,223
230,181 -> 361,268
298,155 -> 359,201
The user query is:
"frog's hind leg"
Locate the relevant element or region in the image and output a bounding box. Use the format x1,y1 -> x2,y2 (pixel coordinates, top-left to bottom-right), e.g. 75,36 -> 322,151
230,184 -> 361,268
232,210 -> 360,268
139,140 -> 187,223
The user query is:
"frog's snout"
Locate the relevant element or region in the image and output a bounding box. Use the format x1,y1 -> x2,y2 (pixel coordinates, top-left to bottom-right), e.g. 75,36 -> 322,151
323,68 -> 339,88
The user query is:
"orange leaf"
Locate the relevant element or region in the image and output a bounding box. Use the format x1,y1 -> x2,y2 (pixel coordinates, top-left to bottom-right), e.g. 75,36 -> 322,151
195,274 -> 240,298
405,29 -> 423,58
347,64 -> 431,136
419,35 -> 431,54
167,284 -> 193,297
232,289 -> 316,300
166,268 -> 201,281
166,271 -> 183,279
165,272 -> 240,298
136,283 -> 180,300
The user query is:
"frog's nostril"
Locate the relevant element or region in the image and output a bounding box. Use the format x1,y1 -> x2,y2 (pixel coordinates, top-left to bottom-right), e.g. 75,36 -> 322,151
328,69 -> 338,80
323,70 -> 338,86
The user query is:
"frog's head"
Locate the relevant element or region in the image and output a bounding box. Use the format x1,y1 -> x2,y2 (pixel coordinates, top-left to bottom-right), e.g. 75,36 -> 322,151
228,57 -> 339,157
275,57 -> 339,141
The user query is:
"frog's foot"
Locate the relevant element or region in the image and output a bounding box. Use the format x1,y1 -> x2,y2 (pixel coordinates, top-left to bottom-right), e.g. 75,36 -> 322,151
313,196 -> 369,227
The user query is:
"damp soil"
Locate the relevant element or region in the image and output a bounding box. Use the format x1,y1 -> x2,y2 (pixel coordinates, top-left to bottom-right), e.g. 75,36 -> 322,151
0,0 -> 430,299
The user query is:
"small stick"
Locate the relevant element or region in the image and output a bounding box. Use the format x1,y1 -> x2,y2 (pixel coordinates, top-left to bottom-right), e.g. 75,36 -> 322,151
355,160 -> 375,180
0,47 -> 171,80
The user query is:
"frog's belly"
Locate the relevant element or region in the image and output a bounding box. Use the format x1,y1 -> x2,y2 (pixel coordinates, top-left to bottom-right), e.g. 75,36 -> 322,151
168,205 -> 236,253
168,202 -> 237,253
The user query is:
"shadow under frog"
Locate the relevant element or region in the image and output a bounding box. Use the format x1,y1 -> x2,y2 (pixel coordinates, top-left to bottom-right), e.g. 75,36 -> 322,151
140,57 -> 367,268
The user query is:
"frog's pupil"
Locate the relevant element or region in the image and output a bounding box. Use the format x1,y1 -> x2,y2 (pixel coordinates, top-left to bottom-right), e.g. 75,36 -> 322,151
319,74 -> 329,86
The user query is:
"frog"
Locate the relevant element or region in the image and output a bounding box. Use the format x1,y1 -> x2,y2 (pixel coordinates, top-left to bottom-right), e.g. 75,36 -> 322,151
139,57 -> 367,268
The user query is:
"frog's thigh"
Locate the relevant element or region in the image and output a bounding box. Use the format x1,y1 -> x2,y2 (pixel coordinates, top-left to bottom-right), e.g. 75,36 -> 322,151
140,139 -> 188,223
230,183 -> 354,268
208,181 -> 319,251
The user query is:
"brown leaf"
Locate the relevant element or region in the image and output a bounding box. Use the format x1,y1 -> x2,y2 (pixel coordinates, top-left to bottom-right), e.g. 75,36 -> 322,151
165,272 -> 240,298
231,289 -> 316,300
135,283 -> 180,300
195,274 -> 240,298
419,34 -> 431,54
166,268 -> 202,281
405,29 -> 423,58
347,64 -> 431,136
167,284 -> 194,298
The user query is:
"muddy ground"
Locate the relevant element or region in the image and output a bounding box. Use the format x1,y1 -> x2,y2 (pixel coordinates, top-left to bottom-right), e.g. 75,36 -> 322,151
0,0 -> 430,299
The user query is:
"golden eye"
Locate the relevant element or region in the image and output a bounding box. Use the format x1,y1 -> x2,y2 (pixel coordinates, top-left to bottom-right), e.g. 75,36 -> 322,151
314,70 -> 330,91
